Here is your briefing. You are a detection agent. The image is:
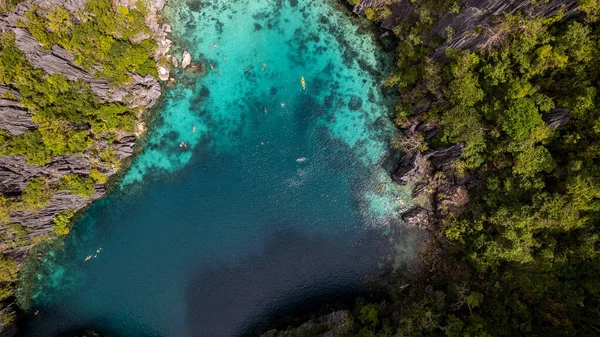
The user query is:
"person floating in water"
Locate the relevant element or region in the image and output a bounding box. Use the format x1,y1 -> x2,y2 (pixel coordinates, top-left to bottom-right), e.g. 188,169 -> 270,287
301,76 -> 306,90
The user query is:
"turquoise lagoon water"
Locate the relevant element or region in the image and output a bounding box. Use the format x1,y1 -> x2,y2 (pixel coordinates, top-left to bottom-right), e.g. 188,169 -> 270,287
22,0 -> 419,336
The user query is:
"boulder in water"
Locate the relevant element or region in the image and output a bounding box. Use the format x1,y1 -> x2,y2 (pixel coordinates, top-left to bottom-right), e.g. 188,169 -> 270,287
158,65 -> 170,81
181,50 -> 192,69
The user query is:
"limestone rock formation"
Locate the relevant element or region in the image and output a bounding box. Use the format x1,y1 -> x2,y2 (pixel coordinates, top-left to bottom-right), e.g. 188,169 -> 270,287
543,107 -> 571,128
392,144 -> 463,185
0,0 -> 165,266
353,0 -> 580,57
0,86 -> 34,136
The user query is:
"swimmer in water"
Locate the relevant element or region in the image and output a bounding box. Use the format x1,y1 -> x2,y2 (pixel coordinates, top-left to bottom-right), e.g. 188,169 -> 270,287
280,103 -> 285,107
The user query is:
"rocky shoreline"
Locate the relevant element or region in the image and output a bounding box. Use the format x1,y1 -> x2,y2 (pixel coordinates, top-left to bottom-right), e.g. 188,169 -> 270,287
0,0 -> 183,333
259,0 -> 583,335
0,0 -> 166,263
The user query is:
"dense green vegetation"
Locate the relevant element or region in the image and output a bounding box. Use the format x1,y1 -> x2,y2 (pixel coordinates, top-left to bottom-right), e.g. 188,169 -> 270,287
22,0 -> 158,84
302,1 -> 600,336
0,0 -> 158,326
0,31 -> 136,166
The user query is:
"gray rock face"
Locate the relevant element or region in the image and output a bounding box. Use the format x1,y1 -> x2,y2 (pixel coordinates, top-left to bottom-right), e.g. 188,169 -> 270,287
0,0 -> 162,262
128,74 -> 162,108
0,95 -> 35,136
0,9 -> 162,109
401,207 -> 434,229
392,144 -> 463,185
0,154 -> 107,261
354,0 -> 580,57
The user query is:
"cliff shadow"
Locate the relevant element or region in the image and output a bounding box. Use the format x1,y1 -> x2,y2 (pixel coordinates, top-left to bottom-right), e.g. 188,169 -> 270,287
184,226 -> 385,337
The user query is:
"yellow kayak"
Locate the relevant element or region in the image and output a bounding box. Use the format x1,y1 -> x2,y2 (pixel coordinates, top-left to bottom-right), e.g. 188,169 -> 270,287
301,76 -> 306,90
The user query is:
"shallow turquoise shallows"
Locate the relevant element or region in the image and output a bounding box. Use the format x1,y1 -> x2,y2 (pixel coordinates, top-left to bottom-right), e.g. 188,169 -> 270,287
22,0 -> 417,336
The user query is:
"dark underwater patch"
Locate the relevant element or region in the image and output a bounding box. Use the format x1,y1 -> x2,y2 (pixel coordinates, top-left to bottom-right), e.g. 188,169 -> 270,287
348,96 -> 363,111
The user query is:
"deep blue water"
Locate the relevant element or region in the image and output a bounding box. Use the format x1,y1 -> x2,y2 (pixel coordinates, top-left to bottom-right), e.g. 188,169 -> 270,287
21,1 -> 418,336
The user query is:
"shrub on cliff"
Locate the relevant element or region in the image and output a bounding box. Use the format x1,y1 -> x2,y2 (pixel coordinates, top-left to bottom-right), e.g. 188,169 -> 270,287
0,30 -> 138,169
21,177 -> 52,212
60,175 -> 96,199
53,210 -> 75,236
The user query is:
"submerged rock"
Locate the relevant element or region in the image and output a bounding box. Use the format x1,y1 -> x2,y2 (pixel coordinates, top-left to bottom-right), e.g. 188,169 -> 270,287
401,207 -> 434,229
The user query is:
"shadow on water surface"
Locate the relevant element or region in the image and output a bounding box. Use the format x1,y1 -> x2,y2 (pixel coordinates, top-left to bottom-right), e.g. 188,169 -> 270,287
185,227 -> 383,337
20,226 -> 385,337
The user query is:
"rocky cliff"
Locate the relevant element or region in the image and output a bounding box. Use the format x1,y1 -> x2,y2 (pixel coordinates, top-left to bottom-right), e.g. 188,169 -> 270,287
0,0 -> 171,264
354,0 -> 580,56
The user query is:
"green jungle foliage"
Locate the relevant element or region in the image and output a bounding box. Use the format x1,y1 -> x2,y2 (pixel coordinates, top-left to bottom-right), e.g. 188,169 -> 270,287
0,31 -> 136,166
21,0 -> 158,85
52,209 -> 75,235
0,0 -> 23,13
334,1 -> 600,337
0,0 -> 155,311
